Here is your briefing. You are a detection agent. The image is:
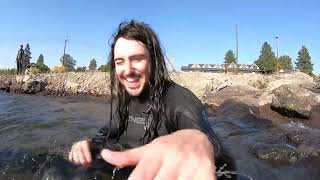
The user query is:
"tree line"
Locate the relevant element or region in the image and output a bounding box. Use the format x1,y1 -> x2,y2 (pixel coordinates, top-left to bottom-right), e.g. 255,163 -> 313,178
4,43 -> 111,75
223,42 -> 314,75
1,42 -> 315,75
55,53 -> 111,72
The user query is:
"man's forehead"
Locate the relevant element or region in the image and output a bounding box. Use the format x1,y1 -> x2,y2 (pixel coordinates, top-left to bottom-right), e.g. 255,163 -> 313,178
114,38 -> 148,58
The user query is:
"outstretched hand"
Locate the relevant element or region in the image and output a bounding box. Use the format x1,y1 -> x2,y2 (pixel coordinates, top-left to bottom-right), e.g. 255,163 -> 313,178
100,129 -> 216,180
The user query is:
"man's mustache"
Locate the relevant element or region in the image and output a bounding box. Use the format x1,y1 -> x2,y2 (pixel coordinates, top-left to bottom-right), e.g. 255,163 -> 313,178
123,72 -> 142,79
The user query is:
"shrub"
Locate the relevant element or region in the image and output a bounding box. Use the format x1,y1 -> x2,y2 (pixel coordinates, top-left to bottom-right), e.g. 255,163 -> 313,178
51,66 -> 67,73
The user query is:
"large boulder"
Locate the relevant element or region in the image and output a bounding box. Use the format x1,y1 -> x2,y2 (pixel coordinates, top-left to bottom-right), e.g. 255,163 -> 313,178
314,80 -> 320,89
0,76 -> 15,92
65,81 -> 80,92
205,85 -> 260,107
271,84 -> 319,119
21,79 -> 47,94
0,79 -> 12,92
10,81 -> 23,93
15,75 -> 25,83
257,72 -> 315,106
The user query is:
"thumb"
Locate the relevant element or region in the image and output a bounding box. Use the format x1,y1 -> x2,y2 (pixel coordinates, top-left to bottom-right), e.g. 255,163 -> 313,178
101,146 -> 144,167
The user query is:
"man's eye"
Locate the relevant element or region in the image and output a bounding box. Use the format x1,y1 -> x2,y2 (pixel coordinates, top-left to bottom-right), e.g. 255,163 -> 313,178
115,60 -> 124,65
132,57 -> 145,62
132,59 -> 142,62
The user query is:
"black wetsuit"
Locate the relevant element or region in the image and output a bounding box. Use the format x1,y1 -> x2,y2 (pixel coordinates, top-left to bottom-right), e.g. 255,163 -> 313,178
92,82 -> 235,178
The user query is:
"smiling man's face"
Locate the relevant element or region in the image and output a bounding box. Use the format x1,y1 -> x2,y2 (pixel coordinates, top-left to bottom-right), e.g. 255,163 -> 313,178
114,37 -> 151,96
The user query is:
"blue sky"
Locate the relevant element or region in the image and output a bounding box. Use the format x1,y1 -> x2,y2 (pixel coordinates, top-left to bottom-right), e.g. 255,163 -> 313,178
0,0 -> 319,74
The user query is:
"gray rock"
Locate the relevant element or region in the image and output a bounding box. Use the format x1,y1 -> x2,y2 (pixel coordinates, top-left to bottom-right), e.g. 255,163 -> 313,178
286,131 -> 304,145
297,144 -> 320,158
0,79 -> 11,92
21,79 -> 47,94
271,85 -> 319,119
255,145 -> 299,164
10,81 -> 23,93
205,85 -> 260,107
314,80 -> 320,89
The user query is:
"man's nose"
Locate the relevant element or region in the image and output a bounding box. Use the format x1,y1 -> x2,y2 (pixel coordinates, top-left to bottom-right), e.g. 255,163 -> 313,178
123,60 -> 134,75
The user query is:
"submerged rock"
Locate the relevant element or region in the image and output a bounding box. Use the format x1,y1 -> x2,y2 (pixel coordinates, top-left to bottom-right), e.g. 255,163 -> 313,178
286,131 -> 304,145
255,129 -> 320,166
255,145 -> 299,164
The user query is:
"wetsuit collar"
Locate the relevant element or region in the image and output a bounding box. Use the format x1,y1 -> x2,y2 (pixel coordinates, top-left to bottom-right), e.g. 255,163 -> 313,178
131,85 -> 150,103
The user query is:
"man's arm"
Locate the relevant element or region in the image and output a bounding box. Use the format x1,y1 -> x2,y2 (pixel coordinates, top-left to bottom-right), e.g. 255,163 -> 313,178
170,84 -> 236,172
101,129 -> 217,180
174,104 -> 236,173
69,106 -> 119,165
99,85 -> 227,180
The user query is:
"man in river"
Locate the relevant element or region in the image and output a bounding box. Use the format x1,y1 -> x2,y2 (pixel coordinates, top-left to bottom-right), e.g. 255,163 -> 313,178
69,20 -> 234,180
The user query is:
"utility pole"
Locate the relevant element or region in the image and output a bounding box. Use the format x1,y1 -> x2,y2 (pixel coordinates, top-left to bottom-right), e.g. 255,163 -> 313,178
275,36 -> 279,73
166,56 -> 176,72
62,37 -> 68,66
236,24 -> 239,64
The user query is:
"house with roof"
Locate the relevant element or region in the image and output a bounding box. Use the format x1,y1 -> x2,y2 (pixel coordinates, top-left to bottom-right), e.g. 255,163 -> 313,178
181,62 -> 261,73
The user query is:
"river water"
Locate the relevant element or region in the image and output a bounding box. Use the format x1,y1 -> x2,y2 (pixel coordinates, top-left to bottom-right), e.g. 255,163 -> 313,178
0,92 -> 319,180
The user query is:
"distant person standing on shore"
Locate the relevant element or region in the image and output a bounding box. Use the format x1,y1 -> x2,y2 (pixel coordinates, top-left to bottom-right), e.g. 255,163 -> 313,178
16,45 -> 24,75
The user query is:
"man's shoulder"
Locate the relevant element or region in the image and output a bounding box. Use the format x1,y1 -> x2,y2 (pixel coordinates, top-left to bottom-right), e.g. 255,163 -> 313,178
165,82 -> 201,106
166,82 -> 192,96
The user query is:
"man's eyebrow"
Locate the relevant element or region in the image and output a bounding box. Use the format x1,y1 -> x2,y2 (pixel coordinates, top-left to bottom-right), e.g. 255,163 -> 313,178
129,54 -> 146,59
114,54 -> 146,61
114,57 -> 124,61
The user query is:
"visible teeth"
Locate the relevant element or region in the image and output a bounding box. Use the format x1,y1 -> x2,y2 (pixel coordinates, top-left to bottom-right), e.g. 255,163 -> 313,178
126,77 -> 139,82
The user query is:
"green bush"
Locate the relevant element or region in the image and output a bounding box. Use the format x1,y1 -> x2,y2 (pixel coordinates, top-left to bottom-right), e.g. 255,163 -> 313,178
27,67 -> 40,75
98,64 -> 111,72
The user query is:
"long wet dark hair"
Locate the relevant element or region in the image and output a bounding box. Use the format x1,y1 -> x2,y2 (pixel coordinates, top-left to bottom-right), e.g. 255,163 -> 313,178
108,20 -> 172,142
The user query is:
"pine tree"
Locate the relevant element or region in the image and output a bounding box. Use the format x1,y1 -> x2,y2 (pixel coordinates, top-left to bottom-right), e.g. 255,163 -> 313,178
254,42 -> 276,73
295,46 -> 313,75
89,58 -> 97,70
279,55 -> 293,70
224,50 -> 237,64
23,43 -> 32,65
36,54 -> 50,73
37,54 -> 44,64
75,66 -> 87,72
60,54 -> 76,71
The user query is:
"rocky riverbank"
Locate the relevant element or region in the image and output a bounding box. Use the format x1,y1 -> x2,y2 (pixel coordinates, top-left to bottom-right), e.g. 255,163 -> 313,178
0,71 -> 319,125
1,71 -> 320,171
0,72 -> 110,96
